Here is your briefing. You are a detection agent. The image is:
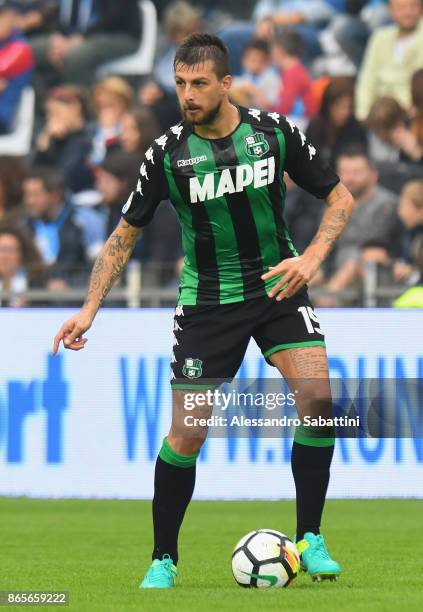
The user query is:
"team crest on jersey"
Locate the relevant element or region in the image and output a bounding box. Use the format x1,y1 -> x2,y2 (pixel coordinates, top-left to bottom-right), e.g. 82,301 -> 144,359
182,358 -> 203,379
245,132 -> 269,158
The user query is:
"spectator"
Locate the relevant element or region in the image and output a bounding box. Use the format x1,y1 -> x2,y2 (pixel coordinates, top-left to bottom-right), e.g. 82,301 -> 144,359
0,156 -> 25,223
140,199 -> 183,290
231,38 -> 280,108
96,149 -> 182,284
31,0 -> 141,90
95,150 -> 141,238
0,224 -> 45,306
393,234 -> 423,306
318,147 -> 398,304
22,166 -> 89,288
366,96 -> 423,163
138,1 -> 201,131
89,76 -> 133,167
394,178 -> 423,279
356,0 -> 423,120
153,1 -> 202,95
410,68 -> 423,149
306,77 -> 368,166
283,172 -> 325,254
332,0 -> 391,69
253,0 -> 337,65
0,0 -> 34,134
33,85 -> 93,193
270,28 -> 317,121
120,107 -> 161,158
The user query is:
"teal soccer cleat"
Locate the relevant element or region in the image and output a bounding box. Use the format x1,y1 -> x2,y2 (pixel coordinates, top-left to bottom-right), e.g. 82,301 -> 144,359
296,532 -> 341,582
139,554 -> 178,589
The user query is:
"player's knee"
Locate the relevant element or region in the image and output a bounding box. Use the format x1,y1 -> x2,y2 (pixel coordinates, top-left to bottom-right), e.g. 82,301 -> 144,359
298,384 -> 332,418
167,431 -> 206,455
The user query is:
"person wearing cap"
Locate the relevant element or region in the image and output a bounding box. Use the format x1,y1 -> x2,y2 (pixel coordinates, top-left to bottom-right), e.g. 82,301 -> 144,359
0,0 -> 34,133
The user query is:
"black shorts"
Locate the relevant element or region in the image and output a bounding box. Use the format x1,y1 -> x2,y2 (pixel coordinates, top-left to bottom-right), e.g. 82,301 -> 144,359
171,289 -> 326,389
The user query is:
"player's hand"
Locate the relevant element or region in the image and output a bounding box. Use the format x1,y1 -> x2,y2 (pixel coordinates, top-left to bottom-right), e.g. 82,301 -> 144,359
261,254 -> 320,301
52,308 -> 95,355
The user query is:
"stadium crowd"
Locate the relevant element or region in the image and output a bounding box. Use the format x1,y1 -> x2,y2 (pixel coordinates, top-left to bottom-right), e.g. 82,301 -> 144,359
0,0 -> 422,307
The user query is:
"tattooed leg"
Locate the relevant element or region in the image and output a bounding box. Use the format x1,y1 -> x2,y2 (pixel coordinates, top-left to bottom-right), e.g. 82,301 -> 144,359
269,346 -> 332,420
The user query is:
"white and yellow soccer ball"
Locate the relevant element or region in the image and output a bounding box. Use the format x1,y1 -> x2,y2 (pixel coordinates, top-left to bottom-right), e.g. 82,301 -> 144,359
231,529 -> 300,588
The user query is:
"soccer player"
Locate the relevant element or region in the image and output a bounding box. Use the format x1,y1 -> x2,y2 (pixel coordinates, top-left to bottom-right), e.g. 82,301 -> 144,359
53,33 -> 354,587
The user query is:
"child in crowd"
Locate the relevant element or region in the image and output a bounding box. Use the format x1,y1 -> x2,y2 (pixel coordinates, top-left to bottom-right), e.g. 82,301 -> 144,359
271,28 -> 317,121
394,179 -> 423,282
231,39 -> 280,107
393,235 -> 423,308
246,28 -> 317,124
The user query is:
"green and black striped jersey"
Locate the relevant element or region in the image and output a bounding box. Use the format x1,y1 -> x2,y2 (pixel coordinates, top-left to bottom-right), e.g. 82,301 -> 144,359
122,106 -> 339,305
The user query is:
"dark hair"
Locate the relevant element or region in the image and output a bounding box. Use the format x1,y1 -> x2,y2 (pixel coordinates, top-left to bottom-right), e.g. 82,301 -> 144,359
100,150 -> 141,187
273,27 -> 304,58
0,156 -> 25,215
47,84 -> 89,119
24,166 -> 64,193
319,78 -> 355,118
174,32 -> 231,79
411,68 -> 423,145
411,68 -> 423,109
336,144 -> 375,167
244,38 -> 270,56
123,106 -> 161,156
366,96 -> 407,132
0,224 -> 46,286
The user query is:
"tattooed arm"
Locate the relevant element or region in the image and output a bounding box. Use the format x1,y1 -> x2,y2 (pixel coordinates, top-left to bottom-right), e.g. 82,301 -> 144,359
84,219 -> 141,313
261,181 -> 354,300
52,219 -> 142,353
305,181 -> 354,262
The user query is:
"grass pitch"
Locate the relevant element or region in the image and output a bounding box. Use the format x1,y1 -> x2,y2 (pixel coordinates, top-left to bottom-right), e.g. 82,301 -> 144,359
1,498 -> 422,612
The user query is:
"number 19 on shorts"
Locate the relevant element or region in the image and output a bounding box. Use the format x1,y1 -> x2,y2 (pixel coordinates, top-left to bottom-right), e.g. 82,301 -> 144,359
298,306 -> 324,335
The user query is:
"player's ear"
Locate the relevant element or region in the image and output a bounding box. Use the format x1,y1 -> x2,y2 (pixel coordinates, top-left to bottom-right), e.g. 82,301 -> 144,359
221,74 -> 232,93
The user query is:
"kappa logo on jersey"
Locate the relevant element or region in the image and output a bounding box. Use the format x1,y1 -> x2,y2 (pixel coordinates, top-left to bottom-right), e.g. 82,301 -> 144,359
155,134 -> 168,150
170,124 -> 184,140
286,118 -> 317,161
189,157 -> 275,203
245,132 -> 269,158
177,155 -> 207,168
182,358 -> 203,379
121,191 -> 134,214
248,108 -> 261,121
267,111 -> 280,124
145,146 -> 154,165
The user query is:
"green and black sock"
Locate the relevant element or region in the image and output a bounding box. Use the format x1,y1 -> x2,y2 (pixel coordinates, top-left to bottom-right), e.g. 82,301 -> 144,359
152,437 -> 199,565
291,425 -> 335,541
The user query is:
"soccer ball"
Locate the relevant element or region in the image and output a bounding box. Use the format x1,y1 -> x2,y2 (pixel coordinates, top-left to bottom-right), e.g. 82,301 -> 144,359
231,529 -> 300,588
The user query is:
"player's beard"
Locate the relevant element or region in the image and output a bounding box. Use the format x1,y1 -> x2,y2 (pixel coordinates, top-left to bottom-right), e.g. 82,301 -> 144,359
182,100 -> 222,126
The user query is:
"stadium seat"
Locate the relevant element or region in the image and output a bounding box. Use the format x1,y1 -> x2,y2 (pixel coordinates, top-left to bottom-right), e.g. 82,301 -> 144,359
96,0 -> 157,77
0,87 -> 35,156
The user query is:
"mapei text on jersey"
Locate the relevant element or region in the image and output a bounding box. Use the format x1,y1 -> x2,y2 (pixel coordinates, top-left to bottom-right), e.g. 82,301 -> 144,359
189,156 -> 275,204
